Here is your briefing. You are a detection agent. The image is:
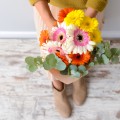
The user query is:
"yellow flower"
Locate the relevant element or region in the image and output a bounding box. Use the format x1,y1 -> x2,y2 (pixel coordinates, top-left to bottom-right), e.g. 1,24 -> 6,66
90,28 -> 103,44
80,17 -> 98,32
64,10 -> 84,26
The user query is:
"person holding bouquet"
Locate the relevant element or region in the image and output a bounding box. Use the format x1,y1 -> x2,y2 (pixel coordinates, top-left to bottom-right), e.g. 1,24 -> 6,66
29,0 -> 108,118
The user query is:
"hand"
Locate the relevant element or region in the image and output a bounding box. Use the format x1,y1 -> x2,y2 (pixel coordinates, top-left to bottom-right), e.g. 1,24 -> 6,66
47,18 -> 57,31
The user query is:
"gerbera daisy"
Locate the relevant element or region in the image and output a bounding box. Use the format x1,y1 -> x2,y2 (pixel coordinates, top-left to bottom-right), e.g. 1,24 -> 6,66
62,28 -> 96,54
80,17 -> 98,33
40,41 -> 61,58
64,10 -> 84,26
58,8 -> 74,23
55,51 -> 69,65
89,28 -> 103,44
68,51 -> 91,66
51,22 -> 67,43
39,30 -> 49,46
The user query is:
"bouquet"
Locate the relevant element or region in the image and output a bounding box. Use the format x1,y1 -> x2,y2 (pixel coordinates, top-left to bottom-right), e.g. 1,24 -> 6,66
25,8 -> 120,84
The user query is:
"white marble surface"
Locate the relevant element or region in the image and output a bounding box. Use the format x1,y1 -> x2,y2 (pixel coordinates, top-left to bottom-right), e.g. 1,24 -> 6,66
0,39 -> 120,120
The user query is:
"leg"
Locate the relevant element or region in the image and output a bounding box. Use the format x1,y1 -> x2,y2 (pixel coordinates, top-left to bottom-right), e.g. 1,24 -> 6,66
33,5 -> 72,117
72,77 -> 87,106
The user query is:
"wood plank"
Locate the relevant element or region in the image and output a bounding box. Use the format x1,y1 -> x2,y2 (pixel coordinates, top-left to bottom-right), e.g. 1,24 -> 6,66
0,39 -> 120,120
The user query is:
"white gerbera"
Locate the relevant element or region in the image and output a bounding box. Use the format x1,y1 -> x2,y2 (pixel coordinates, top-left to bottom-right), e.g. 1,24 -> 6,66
40,41 -> 61,58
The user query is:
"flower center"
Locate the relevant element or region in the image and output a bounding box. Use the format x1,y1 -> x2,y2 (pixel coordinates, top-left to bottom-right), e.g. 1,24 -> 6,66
76,54 -> 80,59
77,34 -> 83,42
59,35 -> 63,40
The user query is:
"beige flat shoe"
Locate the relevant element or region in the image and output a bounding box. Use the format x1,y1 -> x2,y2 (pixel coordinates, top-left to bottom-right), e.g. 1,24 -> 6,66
72,77 -> 87,106
52,83 -> 72,118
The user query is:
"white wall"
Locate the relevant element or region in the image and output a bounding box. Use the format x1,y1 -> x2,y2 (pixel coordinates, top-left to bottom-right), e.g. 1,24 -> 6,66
0,0 -> 120,39
0,0 -> 36,38
102,0 -> 120,39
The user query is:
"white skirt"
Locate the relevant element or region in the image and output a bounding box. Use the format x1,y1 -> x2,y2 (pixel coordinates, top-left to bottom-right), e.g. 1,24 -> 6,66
33,4 -> 104,84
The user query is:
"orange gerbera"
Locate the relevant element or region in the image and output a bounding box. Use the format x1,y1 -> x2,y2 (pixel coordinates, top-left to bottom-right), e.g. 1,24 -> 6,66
39,30 -> 49,46
68,51 -> 91,66
55,51 -> 69,66
58,8 -> 74,23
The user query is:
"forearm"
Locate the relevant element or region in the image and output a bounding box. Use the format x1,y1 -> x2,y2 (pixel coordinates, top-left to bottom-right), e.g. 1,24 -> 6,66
85,7 -> 98,18
35,0 -> 56,28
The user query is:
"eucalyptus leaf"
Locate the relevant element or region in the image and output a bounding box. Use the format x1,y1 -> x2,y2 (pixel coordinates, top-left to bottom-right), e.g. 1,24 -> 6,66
55,60 -> 66,71
111,48 -> 120,56
46,54 -> 57,67
36,56 -> 43,65
105,49 -> 111,58
28,65 -> 38,72
71,70 -> 81,78
78,65 -> 86,73
69,65 -> 77,71
82,70 -> 88,76
102,54 -> 109,64
111,56 -> 119,63
25,57 -> 35,65
43,61 -> 52,70
97,43 -> 104,50
104,41 -> 110,49
89,62 -> 95,67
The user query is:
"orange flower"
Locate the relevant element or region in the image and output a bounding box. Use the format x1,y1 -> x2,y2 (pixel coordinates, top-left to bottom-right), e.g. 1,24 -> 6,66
55,51 -> 69,66
58,8 -> 74,23
68,52 -> 91,66
39,30 -> 49,46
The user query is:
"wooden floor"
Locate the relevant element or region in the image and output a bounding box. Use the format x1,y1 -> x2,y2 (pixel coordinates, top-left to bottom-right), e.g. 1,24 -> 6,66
0,39 -> 120,120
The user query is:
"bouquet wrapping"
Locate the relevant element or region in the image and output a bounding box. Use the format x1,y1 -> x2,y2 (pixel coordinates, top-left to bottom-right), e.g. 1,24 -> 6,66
25,8 -> 120,84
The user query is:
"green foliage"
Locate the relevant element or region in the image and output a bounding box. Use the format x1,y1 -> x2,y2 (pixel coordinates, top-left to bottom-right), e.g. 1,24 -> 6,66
25,41 -> 120,78
88,62 -> 95,67
25,56 -> 43,72
92,41 -> 120,65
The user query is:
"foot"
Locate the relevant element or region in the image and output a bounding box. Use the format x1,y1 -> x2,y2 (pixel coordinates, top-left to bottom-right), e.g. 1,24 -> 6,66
52,82 -> 72,118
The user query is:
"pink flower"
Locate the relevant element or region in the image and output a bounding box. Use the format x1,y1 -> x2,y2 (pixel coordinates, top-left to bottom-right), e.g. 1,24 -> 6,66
52,27 -> 66,43
73,29 -> 90,46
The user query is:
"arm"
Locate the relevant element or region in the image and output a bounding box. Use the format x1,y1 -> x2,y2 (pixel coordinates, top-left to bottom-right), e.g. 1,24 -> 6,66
35,0 -> 56,30
85,7 -> 98,18
85,0 -> 108,17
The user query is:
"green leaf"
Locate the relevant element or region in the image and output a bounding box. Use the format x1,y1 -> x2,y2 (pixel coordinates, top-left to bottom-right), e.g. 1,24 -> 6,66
69,65 -> 77,71
104,41 -> 110,49
55,60 -> 66,71
111,48 -> 120,56
82,70 -> 88,76
96,56 -> 103,64
46,54 -> 57,67
89,62 -> 95,67
25,57 -> 35,65
78,65 -> 86,73
97,43 -> 104,50
43,61 -> 52,70
105,49 -> 111,58
71,70 -> 81,78
28,65 -> 38,72
35,56 -> 43,65
111,56 -> 119,63
102,54 -> 109,64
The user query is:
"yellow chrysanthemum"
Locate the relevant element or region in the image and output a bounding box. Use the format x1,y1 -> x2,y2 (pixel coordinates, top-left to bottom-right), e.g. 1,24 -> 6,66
80,17 -> 98,33
90,28 -> 103,44
64,10 -> 84,26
